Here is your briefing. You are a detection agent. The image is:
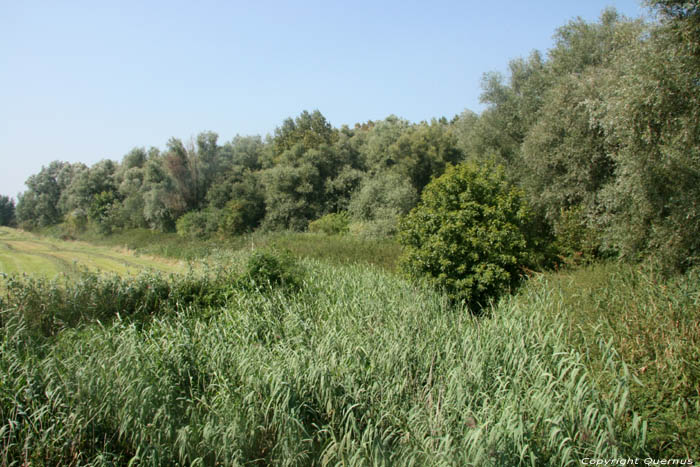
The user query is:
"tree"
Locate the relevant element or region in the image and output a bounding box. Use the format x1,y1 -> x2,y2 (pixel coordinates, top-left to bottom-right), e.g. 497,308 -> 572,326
0,195 -> 15,226
349,172 -> 417,237
399,163 -> 541,308
261,144 -> 333,230
16,161 -> 75,227
272,110 -> 336,157
386,120 -> 464,192
589,2 -> 700,270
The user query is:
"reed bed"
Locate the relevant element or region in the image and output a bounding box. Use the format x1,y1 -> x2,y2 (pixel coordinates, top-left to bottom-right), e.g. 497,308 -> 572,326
0,257 -> 651,465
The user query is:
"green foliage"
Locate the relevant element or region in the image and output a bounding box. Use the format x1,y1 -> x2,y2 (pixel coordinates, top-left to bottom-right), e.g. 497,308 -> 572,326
348,172 -> 417,237
0,259 -> 650,464
64,208 -> 88,234
589,6 -> 700,271
399,163 -> 541,308
16,161 -> 76,228
272,109 -> 336,156
528,263 -> 700,458
552,206 -> 602,265
261,143 -> 345,231
520,72 -> 615,223
308,211 -> 350,235
0,195 -> 15,226
241,249 -> 305,292
176,209 -> 219,239
88,190 -> 122,235
0,269 -> 231,337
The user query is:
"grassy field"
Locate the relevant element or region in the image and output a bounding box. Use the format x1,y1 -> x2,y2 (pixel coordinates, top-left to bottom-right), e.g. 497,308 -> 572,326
0,227 -> 185,277
48,226 -> 402,272
1,229 -> 698,464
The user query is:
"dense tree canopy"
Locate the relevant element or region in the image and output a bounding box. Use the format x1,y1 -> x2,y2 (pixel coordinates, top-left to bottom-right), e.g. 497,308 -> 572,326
9,2 -> 699,273
0,195 -> 15,226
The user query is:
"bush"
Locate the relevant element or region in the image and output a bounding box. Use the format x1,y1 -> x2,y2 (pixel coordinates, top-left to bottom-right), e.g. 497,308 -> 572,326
399,163 -> 542,308
308,212 -> 350,235
552,205 -> 602,265
176,209 -> 221,239
242,250 -> 305,292
64,208 -> 88,234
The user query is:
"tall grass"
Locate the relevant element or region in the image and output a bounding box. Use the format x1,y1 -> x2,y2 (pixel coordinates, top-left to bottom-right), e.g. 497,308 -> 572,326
1,257 -> 649,465
527,263 -> 700,459
45,226 -> 402,271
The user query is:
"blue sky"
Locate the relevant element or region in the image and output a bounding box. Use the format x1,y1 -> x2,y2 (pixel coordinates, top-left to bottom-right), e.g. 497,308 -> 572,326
1,0 -> 647,199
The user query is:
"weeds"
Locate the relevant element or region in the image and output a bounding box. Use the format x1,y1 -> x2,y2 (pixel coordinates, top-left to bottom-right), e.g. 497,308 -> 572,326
0,258 -> 657,465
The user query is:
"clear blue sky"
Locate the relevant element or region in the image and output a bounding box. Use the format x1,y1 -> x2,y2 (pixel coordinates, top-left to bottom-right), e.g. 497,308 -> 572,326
1,0 -> 647,199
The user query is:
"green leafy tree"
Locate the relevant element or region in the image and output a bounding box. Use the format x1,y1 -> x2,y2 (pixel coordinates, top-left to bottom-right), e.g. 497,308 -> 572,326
262,139 -> 349,230
399,163 -> 541,308
348,172 -> 417,237
0,195 -> 15,226
387,120 -> 464,192
590,1 -> 700,270
88,190 -> 121,234
16,161 -> 76,227
362,115 -> 412,173
141,157 -> 178,231
272,110 -> 336,156
261,144 -> 326,230
60,159 -> 118,214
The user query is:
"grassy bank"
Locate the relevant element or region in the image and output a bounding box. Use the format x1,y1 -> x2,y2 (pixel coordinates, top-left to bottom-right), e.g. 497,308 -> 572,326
0,256 -> 659,465
47,226 -> 402,272
0,226 -> 184,278
529,264 -> 700,458
1,229 -> 697,463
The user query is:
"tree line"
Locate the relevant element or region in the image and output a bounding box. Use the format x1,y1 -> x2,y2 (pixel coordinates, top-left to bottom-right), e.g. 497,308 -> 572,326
8,1 -> 700,272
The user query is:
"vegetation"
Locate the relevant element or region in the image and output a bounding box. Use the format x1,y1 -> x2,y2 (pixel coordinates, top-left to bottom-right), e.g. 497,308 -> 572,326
0,226 -> 183,278
11,2 -> 700,276
399,163 -> 541,308
0,196 -> 15,227
2,254 -> 662,465
1,1 -> 698,463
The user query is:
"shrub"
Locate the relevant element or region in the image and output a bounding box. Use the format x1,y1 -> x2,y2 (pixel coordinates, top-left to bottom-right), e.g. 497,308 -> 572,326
176,209 -> 221,239
308,212 -> 350,235
552,205 -> 602,265
64,208 -> 88,234
399,163 -> 541,308
242,250 -> 304,292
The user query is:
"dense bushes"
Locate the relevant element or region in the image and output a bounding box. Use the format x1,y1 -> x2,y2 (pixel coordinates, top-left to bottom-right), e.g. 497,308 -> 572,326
307,212 -> 350,235
0,196 -> 15,227
0,250 -> 305,336
399,163 -> 543,308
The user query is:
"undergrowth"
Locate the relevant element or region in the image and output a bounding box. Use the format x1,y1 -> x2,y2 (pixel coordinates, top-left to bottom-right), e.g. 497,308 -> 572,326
527,263 -> 700,459
45,226 -> 402,272
0,257 -> 654,465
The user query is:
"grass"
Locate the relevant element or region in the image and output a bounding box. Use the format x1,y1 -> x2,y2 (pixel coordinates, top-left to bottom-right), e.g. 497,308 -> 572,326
47,226 -> 402,272
526,263 -> 700,458
1,253 -> 651,465
0,227 -> 184,278
0,228 -> 697,464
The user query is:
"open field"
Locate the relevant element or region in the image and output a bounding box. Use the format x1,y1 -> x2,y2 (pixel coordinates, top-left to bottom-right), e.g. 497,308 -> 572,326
0,227 -> 185,277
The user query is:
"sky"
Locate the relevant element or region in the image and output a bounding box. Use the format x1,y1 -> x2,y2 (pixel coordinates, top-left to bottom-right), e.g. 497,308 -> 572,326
1,0 -> 648,199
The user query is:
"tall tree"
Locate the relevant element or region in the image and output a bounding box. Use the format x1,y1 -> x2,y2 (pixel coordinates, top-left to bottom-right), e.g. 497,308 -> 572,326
272,110 -> 336,157
590,1 -> 700,269
0,195 -> 15,226
16,161 -> 76,227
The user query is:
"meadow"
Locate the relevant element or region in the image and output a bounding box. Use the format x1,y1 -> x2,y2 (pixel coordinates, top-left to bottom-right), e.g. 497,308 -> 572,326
0,227 -> 184,278
0,227 -> 698,465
